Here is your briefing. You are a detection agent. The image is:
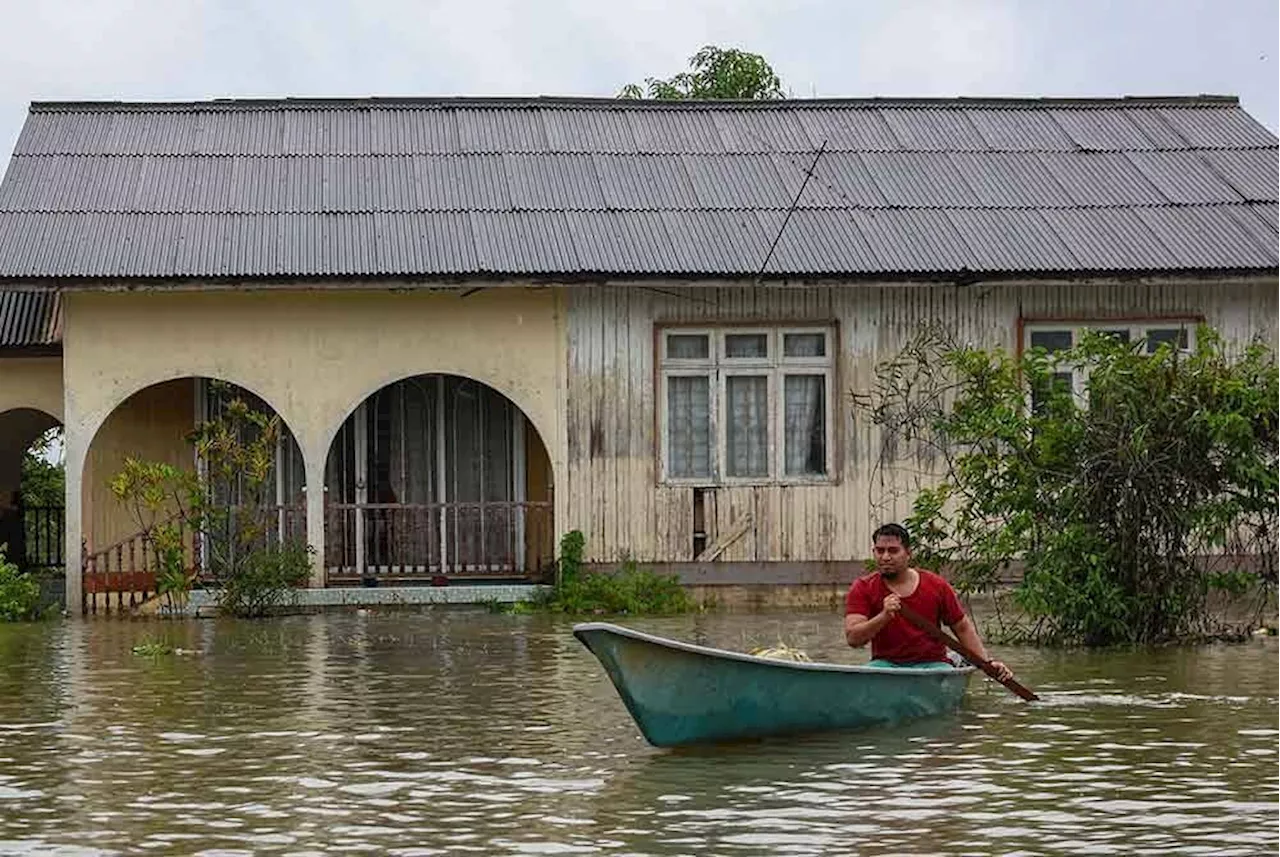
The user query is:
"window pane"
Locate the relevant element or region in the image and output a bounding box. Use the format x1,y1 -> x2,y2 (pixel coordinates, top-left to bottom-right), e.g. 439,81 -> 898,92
784,375 -> 826,476
667,376 -> 711,478
1029,330 -> 1073,353
1145,328 -> 1188,353
784,332 -> 826,358
1098,329 -> 1130,344
725,375 -> 769,477
666,333 -> 709,360
725,333 -> 769,358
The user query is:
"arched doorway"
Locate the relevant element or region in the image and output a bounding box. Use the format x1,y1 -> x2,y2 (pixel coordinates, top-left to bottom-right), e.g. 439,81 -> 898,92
0,408 -> 64,576
325,374 -> 554,583
80,377 -> 306,612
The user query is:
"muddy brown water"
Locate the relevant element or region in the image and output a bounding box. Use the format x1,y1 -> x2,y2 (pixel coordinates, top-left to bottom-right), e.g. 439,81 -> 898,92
0,611 -> 1275,856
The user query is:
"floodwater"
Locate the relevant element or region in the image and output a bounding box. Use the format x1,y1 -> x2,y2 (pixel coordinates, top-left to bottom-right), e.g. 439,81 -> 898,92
0,610 -> 1275,856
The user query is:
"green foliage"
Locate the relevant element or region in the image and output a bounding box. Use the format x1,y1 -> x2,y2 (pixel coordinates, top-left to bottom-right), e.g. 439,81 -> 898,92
619,45 -> 785,101
21,428 -> 65,574
556,528 -> 586,587
152,523 -> 195,612
189,392 -> 286,586
858,324 -> 1278,645
112,383 -> 309,619
483,598 -> 536,615
22,427 -> 64,508
1206,567 -> 1257,597
216,542 -> 311,619
131,634 -> 174,657
0,545 -> 42,621
111,459 -> 202,615
526,530 -> 694,616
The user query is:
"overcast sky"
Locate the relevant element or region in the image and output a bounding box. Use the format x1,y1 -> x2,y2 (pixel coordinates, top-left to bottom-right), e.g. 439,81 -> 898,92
0,0 -> 1276,170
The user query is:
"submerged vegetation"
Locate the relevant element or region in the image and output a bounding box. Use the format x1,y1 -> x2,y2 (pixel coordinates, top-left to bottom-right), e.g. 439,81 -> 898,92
495,530 -> 695,616
856,324 -> 1277,646
131,634 -> 175,657
0,546 -> 45,622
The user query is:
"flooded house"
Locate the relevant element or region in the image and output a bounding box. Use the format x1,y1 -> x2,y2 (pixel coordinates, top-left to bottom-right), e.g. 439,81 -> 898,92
0,94 -> 1273,612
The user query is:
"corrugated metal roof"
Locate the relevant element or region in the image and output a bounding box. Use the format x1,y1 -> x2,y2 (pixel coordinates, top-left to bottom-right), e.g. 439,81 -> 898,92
0,290 -> 60,347
0,94 -> 1274,282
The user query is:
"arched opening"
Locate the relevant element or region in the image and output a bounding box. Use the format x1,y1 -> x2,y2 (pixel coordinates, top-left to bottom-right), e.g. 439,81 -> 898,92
0,408 -> 64,577
80,377 -> 305,611
325,374 -> 554,584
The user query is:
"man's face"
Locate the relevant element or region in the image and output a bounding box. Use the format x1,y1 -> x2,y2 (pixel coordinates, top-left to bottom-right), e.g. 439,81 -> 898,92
873,535 -> 911,579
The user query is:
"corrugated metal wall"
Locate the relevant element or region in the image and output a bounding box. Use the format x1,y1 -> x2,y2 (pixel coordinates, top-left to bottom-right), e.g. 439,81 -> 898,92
564,279 -> 1277,564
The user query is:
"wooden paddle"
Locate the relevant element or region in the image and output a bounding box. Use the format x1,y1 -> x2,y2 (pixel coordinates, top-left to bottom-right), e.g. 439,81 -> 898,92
897,603 -> 1040,702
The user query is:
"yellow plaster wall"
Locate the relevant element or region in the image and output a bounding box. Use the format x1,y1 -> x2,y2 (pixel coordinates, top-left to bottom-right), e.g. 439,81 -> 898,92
63,288 -> 565,571
65,289 -> 562,468
0,357 -> 63,422
0,357 -> 64,519
82,379 -> 194,551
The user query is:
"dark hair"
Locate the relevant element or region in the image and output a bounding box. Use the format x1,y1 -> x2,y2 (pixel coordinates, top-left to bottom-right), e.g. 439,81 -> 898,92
872,523 -> 911,548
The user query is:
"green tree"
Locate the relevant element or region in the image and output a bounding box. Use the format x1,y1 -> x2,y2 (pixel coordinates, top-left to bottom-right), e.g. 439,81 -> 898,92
619,45 -> 785,100
855,324 -> 1277,646
21,428 -> 64,508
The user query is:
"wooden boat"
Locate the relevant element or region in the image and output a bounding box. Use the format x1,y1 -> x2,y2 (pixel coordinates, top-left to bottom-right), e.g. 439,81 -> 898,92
573,622 -> 975,747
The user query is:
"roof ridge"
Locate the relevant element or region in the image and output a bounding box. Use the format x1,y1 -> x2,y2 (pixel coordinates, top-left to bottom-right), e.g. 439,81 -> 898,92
5,202 -> 1270,214
26,94 -> 1244,113
11,144 -> 1278,156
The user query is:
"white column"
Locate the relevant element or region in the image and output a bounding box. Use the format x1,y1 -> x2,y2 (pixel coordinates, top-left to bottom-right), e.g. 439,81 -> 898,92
305,447 -> 327,588
63,428 -> 88,616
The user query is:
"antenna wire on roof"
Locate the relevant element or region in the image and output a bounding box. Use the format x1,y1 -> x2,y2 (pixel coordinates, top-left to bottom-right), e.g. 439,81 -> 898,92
754,140 -> 827,284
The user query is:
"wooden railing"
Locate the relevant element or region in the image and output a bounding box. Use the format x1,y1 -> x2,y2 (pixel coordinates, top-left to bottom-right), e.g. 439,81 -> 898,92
325,501 -> 554,584
79,500 -> 549,609
81,515 -> 195,615
81,506 -> 306,615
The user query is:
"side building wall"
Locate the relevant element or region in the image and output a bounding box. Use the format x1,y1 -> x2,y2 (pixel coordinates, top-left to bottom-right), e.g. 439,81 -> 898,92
562,278 -> 1278,575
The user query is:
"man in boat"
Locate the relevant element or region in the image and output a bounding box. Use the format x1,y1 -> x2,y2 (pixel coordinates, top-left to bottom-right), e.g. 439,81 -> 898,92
844,523 -> 1014,681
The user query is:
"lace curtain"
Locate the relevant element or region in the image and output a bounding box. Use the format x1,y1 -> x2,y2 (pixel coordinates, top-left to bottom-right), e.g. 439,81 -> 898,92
784,374 -> 825,476
667,376 -> 711,478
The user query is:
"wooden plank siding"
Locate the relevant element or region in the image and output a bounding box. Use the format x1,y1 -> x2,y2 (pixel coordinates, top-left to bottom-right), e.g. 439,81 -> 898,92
564,279 -> 1278,565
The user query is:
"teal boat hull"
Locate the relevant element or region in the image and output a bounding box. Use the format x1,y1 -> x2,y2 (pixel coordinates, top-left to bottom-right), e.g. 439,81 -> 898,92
573,622 -> 974,747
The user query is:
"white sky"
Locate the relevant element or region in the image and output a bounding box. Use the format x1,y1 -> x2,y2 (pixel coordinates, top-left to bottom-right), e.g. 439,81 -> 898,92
0,0 -> 1276,170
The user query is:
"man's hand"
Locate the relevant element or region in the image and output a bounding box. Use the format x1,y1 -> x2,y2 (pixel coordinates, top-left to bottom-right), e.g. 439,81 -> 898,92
988,660 -> 1013,682
881,593 -> 902,617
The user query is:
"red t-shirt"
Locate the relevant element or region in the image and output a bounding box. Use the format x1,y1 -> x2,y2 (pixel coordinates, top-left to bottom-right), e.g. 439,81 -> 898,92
845,569 -> 966,664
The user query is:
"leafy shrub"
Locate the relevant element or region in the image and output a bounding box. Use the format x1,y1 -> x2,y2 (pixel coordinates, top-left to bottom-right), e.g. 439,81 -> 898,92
0,545 -> 42,622
216,541 -> 312,619
113,385 -> 313,619
528,531 -> 694,616
858,324 -> 1277,645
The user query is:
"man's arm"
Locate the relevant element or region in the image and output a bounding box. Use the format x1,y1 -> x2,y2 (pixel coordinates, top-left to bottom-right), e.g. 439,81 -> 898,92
844,593 -> 901,647
949,615 -> 1012,680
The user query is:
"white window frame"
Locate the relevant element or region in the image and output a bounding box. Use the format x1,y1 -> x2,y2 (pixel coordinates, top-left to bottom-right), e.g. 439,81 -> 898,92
718,367 -> 775,482
660,368 -> 717,483
1022,319 -> 1198,403
658,325 -> 836,486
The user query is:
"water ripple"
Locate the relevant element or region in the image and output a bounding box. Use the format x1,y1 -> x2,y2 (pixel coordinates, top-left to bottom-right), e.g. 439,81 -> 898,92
0,614 -> 1274,856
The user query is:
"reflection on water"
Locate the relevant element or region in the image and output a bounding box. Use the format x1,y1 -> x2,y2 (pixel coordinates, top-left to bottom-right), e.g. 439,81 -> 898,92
0,611 -> 1274,856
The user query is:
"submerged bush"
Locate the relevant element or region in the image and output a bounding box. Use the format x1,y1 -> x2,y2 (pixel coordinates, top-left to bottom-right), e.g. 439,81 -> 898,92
521,531 -> 694,616
215,541 -> 312,619
0,546 -> 42,622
